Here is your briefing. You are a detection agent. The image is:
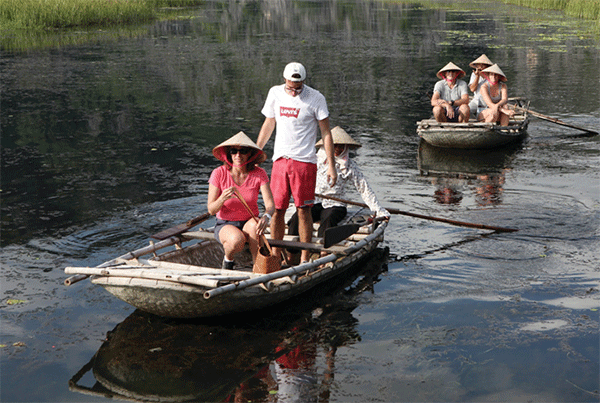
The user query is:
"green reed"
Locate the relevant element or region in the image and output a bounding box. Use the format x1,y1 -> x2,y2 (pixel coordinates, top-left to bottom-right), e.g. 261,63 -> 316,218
0,0 -> 202,30
501,0 -> 599,20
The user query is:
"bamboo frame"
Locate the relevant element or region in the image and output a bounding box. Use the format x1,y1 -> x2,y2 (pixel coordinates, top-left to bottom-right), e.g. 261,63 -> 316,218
64,266 -> 251,289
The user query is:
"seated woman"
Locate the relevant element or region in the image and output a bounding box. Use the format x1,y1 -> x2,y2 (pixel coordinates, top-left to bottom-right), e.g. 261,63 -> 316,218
287,126 -> 389,261
468,54 -> 494,118
431,62 -> 471,123
208,131 -> 275,270
477,64 -> 515,126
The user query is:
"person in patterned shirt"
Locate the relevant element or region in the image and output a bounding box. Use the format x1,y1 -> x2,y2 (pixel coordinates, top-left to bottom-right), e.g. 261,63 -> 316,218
287,126 -> 390,261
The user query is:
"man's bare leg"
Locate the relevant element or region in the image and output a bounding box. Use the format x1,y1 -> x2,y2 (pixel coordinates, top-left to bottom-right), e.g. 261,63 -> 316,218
297,206 -> 313,262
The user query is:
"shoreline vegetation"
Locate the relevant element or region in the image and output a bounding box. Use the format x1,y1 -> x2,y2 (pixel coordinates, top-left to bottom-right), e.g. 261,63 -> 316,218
0,0 -> 598,51
0,0 -> 204,31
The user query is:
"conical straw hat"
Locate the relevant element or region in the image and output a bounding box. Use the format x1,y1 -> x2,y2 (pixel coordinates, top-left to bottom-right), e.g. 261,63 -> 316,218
481,64 -> 507,82
212,131 -> 266,164
316,126 -> 362,149
436,62 -> 466,80
469,54 -> 493,69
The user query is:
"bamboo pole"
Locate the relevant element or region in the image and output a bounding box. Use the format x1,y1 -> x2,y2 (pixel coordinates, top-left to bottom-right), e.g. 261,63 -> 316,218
64,266 -> 250,288
64,236 -> 183,286
509,104 -> 598,135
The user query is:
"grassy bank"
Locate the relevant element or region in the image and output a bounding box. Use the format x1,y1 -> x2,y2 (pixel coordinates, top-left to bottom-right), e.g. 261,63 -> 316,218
0,0 -> 203,30
501,0 -> 600,20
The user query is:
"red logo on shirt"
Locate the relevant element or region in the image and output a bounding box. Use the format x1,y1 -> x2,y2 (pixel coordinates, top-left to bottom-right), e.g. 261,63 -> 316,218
280,106 -> 300,118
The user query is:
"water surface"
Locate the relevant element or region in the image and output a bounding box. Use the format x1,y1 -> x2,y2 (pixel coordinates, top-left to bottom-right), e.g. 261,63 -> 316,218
1,0 -> 599,402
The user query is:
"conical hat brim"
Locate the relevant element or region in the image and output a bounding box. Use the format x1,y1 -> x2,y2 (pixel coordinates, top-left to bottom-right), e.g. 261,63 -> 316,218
437,62 -> 466,79
316,126 -> 361,149
469,54 -> 493,68
481,64 -> 507,82
212,131 -> 266,164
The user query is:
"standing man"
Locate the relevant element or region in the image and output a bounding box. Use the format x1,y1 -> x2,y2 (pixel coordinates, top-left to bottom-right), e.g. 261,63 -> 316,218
256,62 -> 337,264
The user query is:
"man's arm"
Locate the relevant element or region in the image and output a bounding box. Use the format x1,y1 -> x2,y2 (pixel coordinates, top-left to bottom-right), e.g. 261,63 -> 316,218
318,117 -> 337,187
256,117 -> 276,149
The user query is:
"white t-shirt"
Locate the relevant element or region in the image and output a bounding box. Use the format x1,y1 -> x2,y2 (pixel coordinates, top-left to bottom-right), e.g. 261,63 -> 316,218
469,72 -> 488,108
261,84 -> 329,164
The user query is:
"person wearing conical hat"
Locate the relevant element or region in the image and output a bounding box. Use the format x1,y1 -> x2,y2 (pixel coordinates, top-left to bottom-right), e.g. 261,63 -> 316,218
208,131 -> 275,270
256,62 -> 337,264
431,62 -> 471,123
286,127 -> 390,261
478,64 -> 515,126
468,54 -> 494,118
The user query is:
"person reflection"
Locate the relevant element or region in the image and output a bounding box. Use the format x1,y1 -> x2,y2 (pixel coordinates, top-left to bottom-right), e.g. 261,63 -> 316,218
227,338 -> 331,403
272,342 -> 319,402
227,313 -> 358,403
432,178 -> 463,205
475,173 -> 506,206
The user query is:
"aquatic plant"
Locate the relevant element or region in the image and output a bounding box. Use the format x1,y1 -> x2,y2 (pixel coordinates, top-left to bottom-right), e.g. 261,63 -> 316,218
501,0 -> 600,21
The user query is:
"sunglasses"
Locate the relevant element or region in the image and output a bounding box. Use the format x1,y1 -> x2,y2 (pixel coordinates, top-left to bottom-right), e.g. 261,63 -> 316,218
285,85 -> 303,96
228,147 -> 251,155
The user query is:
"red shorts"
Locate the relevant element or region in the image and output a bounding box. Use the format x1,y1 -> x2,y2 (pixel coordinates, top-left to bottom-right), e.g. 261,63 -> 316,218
271,158 -> 317,210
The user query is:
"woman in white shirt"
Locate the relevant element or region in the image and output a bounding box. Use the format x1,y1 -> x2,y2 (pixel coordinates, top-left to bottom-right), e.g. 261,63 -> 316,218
468,54 -> 494,118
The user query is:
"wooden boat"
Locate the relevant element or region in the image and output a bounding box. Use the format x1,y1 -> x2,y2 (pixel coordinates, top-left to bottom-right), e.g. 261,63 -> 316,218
417,101 -> 530,149
64,211 -> 387,318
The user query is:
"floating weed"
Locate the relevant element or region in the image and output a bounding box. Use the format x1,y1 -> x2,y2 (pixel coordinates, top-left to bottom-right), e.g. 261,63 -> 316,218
6,299 -> 27,305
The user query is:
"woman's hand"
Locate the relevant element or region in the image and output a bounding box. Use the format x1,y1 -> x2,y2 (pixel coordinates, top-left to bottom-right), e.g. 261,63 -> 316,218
220,187 -> 236,202
256,214 -> 270,235
501,107 -> 515,117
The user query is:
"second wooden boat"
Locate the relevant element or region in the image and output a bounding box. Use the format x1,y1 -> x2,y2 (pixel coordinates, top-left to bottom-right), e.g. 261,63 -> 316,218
417,99 -> 530,149
417,113 -> 529,149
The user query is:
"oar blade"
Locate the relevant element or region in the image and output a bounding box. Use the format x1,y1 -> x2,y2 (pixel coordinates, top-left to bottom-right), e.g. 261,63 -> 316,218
151,213 -> 211,240
323,224 -> 361,248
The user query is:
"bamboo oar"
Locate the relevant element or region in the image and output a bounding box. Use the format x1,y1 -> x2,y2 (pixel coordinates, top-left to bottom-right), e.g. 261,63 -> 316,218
315,194 -> 517,233
510,104 -> 598,135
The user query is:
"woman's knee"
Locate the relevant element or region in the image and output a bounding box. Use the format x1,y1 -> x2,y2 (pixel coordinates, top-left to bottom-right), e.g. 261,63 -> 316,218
220,227 -> 247,249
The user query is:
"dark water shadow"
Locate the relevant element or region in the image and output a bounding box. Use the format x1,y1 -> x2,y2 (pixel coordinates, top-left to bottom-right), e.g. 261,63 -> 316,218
68,248 -> 389,402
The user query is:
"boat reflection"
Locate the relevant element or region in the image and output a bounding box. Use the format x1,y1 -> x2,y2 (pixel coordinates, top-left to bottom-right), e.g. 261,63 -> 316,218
69,248 -> 389,402
418,140 -> 523,206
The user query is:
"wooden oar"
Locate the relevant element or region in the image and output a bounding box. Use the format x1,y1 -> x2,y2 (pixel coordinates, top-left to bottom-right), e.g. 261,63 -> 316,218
151,212 -> 211,240
315,194 -> 517,233
509,104 -> 598,135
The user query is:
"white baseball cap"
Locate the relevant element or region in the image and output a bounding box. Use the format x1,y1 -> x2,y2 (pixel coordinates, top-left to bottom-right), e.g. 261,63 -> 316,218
283,62 -> 306,82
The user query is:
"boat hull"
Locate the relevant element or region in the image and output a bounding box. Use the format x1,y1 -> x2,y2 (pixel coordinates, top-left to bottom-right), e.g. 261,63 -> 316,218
417,116 -> 529,149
